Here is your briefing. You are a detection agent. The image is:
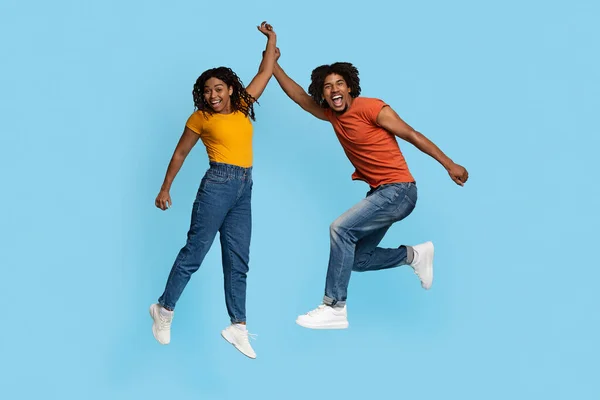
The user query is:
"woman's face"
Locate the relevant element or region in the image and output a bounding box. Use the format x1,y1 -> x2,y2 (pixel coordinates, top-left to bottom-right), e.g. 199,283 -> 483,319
203,77 -> 234,113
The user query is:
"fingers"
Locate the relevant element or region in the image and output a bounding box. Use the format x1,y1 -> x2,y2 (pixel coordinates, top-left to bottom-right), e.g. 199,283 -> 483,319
451,174 -> 464,186
460,168 -> 469,184
257,21 -> 274,34
155,195 -> 171,210
262,21 -> 273,31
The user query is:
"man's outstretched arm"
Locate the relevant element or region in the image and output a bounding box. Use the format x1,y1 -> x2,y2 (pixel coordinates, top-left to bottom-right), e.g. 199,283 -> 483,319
273,58 -> 328,121
376,105 -> 469,186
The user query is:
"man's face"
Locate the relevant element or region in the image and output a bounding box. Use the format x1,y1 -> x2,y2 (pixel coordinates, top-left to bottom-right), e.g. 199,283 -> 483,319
322,73 -> 352,113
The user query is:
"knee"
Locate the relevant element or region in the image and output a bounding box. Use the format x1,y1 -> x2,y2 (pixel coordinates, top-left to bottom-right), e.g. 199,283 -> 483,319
329,218 -> 356,244
175,243 -> 203,272
352,256 -> 368,272
329,218 -> 345,237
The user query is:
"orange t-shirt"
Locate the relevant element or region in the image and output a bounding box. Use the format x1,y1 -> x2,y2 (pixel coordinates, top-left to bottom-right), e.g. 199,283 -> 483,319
323,97 -> 414,188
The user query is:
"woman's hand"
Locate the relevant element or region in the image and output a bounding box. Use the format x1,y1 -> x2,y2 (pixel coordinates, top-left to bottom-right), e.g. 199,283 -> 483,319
257,21 -> 276,38
155,189 -> 172,210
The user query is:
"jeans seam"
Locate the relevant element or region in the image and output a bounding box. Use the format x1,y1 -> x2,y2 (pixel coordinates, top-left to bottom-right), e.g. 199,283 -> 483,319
224,225 -> 239,323
331,209 -> 373,302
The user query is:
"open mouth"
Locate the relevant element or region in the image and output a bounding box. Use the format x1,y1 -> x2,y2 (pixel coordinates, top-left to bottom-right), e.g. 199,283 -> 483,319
210,99 -> 222,107
331,95 -> 343,107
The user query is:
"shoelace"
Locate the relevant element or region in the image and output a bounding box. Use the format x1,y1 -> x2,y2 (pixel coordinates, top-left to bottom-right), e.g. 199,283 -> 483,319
237,329 -> 257,344
157,313 -> 172,330
306,305 -> 327,316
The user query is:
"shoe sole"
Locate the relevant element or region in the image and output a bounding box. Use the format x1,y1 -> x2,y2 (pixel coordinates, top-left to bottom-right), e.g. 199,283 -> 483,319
413,241 -> 434,290
422,241 -> 434,290
295,319 -> 349,330
149,305 -> 169,345
221,330 -> 256,359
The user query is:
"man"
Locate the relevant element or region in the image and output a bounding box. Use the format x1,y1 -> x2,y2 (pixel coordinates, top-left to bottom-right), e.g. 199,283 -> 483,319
272,51 -> 469,329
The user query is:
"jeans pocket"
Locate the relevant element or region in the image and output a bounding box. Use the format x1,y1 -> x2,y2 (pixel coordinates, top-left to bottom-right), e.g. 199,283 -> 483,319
403,193 -> 416,207
379,187 -> 402,203
205,172 -> 230,184
366,185 -> 399,209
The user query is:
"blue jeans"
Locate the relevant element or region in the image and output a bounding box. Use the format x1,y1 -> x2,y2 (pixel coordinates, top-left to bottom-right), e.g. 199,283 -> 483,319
323,182 -> 418,306
158,162 -> 253,323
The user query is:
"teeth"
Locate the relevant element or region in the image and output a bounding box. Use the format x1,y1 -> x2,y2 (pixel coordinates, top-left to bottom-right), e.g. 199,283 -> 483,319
333,95 -> 342,100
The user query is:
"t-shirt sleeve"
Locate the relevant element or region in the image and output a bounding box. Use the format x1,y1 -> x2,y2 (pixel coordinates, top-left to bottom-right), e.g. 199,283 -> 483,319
363,98 -> 388,124
185,111 -> 204,134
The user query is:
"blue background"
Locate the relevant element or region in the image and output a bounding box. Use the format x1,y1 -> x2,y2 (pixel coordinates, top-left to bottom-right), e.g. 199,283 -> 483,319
1,0 -> 598,399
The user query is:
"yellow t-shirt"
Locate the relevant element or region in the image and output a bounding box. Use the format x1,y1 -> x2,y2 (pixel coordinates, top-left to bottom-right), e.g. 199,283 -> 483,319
185,109 -> 253,168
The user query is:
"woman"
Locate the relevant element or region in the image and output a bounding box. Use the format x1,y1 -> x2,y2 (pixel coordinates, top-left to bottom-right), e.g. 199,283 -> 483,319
149,21 -> 276,359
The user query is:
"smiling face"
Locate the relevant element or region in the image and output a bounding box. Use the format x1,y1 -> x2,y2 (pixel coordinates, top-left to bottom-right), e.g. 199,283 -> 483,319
203,77 -> 234,114
322,73 -> 353,113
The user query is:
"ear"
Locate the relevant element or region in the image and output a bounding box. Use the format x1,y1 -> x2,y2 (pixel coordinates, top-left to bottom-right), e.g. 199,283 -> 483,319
348,86 -> 352,93
228,86 -> 234,96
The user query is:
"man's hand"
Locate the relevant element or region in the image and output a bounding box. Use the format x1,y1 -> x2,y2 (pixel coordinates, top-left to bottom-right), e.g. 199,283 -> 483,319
263,47 -> 280,60
447,163 -> 469,186
155,189 -> 172,210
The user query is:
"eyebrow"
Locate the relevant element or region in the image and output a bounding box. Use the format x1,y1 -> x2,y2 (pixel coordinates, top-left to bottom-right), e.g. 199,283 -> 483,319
205,84 -> 224,88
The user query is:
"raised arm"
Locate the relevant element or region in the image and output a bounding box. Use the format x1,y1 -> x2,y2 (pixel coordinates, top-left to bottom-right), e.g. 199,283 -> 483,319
155,127 -> 201,210
376,105 -> 469,186
273,57 -> 327,121
245,21 -> 277,102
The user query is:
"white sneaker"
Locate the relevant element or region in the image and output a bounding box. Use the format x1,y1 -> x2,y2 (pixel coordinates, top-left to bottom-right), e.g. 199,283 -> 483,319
149,303 -> 173,345
296,304 -> 349,329
411,241 -> 434,289
221,324 -> 257,359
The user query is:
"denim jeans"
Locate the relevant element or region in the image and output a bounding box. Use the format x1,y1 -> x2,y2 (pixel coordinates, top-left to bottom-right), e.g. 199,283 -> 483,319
158,162 -> 253,323
323,182 -> 418,306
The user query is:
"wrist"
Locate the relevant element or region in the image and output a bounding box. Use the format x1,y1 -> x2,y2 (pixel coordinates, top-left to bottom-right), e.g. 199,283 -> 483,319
442,159 -> 454,171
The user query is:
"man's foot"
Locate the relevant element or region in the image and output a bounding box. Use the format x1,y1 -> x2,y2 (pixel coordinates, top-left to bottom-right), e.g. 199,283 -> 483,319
221,324 -> 257,359
149,303 -> 173,345
296,304 -> 349,329
411,241 -> 434,289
